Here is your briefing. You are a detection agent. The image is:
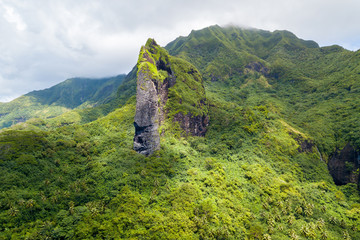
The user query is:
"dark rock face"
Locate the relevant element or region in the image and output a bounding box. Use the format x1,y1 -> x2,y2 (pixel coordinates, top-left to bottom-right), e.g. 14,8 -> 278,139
288,132 -> 314,153
245,62 -> 270,76
133,70 -> 161,155
328,143 -> 359,185
296,138 -> 314,153
133,41 -> 174,155
173,112 -> 209,137
133,39 -> 208,155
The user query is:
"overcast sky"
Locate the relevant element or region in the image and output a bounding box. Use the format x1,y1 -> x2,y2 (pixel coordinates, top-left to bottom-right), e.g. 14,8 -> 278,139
1,0 -> 360,102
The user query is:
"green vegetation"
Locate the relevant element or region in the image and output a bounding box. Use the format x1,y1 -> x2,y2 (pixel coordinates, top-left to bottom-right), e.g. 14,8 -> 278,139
0,25 -> 360,239
166,25 -> 360,156
136,39 -> 208,137
138,38 -> 207,118
167,56 -> 207,118
0,75 -> 126,129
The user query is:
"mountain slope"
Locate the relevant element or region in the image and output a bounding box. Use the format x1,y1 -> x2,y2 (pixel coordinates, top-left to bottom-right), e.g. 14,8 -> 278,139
0,25 -> 359,239
166,25 -> 360,174
0,75 -> 126,129
27,75 -> 126,108
166,25 -> 318,81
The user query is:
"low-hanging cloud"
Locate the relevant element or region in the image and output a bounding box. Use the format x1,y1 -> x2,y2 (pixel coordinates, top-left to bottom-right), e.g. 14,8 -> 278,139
0,0 -> 360,102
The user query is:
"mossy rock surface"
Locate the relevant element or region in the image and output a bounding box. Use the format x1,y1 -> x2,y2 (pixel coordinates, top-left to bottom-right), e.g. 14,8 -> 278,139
134,39 -> 209,155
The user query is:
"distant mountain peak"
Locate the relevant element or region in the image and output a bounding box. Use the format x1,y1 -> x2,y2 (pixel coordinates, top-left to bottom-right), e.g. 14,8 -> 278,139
0,75 -> 126,129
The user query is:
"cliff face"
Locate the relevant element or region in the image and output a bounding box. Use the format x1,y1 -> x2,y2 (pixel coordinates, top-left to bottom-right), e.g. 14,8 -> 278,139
134,39 -> 208,155
328,143 -> 359,185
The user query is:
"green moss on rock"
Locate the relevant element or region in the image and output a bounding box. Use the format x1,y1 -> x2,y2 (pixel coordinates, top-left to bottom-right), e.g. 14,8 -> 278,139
134,39 -> 209,155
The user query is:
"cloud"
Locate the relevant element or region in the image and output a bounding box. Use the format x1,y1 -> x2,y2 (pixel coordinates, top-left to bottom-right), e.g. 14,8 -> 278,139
0,0 -> 360,102
2,5 -> 26,32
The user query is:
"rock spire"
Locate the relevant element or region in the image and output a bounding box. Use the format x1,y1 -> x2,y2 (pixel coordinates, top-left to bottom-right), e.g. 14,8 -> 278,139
133,39 -> 208,155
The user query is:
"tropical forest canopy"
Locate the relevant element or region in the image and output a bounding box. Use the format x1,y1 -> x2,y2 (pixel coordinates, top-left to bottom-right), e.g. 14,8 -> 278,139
0,25 -> 359,239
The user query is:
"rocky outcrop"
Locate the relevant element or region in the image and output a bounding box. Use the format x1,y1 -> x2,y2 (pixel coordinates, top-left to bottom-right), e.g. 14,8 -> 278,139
134,39 -> 208,155
133,69 -> 161,155
245,62 -> 270,76
295,136 -> 314,153
173,112 -> 209,137
328,143 -> 359,185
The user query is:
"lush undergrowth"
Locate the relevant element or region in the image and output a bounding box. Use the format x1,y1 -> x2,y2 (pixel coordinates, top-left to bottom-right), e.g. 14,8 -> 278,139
0,25 -> 359,239
1,88 -> 359,239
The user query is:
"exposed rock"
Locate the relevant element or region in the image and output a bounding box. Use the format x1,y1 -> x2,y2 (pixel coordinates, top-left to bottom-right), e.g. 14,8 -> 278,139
328,143 -> 359,185
133,69 -> 161,155
173,112 -> 209,137
295,137 -> 314,153
245,62 -> 270,76
134,39 -> 208,155
286,127 -> 314,153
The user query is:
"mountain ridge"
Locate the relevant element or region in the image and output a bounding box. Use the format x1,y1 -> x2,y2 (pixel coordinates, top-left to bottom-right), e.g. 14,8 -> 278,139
0,74 -> 126,129
0,25 -> 359,239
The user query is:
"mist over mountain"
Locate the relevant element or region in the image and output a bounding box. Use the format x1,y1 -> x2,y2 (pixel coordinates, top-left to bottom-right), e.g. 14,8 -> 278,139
0,25 -> 359,239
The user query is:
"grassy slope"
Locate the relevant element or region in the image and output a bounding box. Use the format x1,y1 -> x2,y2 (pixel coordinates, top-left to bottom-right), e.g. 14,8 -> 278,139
0,26 -> 359,239
0,75 -> 126,129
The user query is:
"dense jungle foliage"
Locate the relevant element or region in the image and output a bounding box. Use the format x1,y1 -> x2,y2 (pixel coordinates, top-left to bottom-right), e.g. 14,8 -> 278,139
0,75 -> 126,129
0,25 -> 360,239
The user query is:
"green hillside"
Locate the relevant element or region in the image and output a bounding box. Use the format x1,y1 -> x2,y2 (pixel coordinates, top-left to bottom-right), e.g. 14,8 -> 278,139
0,25 -> 360,239
0,75 -> 126,129
167,25 -> 360,156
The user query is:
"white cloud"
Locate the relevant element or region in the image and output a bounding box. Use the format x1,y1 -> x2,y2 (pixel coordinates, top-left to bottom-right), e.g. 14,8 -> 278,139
2,4 -> 26,31
0,0 -> 360,102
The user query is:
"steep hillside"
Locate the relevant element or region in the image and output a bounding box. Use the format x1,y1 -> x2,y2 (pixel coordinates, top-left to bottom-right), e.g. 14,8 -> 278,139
0,25 -> 360,239
0,75 -> 126,129
166,25 -> 318,81
167,25 -> 360,185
